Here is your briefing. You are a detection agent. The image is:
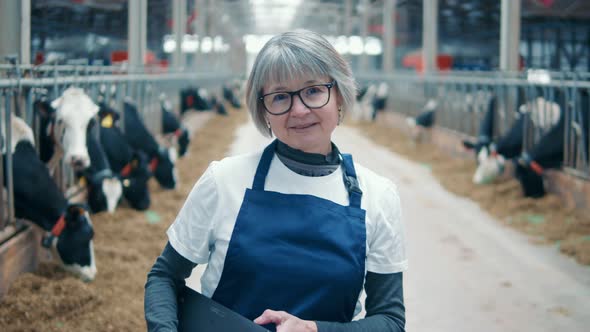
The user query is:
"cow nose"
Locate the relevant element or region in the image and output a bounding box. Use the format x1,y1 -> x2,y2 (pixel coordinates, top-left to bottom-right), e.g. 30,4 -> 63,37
72,158 -> 86,169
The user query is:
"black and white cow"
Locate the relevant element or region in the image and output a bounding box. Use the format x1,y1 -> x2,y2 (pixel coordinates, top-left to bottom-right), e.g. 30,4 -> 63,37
514,90 -> 586,198
180,86 -> 212,114
371,82 -> 389,121
406,98 -> 438,141
36,87 -> 99,173
352,82 -> 389,121
463,93 -> 562,184
123,99 -> 178,189
210,95 -> 228,116
222,84 -> 242,109
98,105 -> 152,210
74,119 -> 123,213
2,116 -> 96,281
161,96 -> 190,158
514,111 -> 565,197
353,83 -> 376,121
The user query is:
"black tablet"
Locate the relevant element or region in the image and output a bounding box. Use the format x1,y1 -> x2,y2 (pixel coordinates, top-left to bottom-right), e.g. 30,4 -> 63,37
178,287 -> 271,332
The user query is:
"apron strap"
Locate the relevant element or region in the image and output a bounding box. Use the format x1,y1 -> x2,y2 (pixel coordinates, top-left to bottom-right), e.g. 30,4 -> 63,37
341,154 -> 362,208
252,139 -> 278,191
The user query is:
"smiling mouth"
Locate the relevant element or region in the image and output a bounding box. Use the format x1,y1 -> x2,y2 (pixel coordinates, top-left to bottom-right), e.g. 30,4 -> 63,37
290,123 -> 317,130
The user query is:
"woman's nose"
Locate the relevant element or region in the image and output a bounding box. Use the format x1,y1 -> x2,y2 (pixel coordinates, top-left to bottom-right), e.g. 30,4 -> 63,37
290,94 -> 310,116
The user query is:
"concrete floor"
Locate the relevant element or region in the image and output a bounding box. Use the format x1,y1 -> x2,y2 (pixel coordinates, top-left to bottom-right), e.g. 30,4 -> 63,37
187,120 -> 590,332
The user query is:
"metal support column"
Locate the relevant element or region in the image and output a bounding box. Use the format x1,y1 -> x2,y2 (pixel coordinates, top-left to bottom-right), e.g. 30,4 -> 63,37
0,0 -> 30,64
172,0 -> 187,70
344,0 -> 352,36
422,0 -> 438,74
193,0 -> 206,70
128,0 -> 147,72
382,0 -> 396,72
359,0 -> 370,71
500,0 -> 521,71
20,0 -> 31,65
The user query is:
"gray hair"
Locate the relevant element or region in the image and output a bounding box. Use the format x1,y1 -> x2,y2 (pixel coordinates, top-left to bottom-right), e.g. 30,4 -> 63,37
246,29 -> 357,137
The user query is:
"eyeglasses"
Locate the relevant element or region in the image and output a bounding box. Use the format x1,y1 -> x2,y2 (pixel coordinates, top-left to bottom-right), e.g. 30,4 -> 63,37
259,81 -> 336,115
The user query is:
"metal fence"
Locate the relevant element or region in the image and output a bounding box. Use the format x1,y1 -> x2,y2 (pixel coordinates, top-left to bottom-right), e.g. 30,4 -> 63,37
1,65 -> 236,236
357,70 -> 590,180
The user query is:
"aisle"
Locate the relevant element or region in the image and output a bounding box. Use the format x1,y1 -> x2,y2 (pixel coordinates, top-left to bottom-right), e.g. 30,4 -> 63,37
187,119 -> 590,332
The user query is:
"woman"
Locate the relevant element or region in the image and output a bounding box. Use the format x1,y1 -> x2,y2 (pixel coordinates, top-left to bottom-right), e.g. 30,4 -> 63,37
145,29 -> 407,332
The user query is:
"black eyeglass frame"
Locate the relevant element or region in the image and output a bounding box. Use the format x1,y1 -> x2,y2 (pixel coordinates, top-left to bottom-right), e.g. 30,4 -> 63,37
259,80 -> 337,116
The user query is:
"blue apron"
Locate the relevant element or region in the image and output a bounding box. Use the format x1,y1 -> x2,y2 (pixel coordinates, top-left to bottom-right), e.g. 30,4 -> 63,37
210,140 -> 367,328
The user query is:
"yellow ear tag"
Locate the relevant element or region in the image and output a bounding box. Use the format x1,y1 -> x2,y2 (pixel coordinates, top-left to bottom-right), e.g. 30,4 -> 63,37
79,176 -> 87,187
101,114 -> 113,128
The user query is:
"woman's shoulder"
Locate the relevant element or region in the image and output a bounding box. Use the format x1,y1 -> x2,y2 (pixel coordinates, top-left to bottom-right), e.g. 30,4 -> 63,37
208,150 -> 263,178
354,162 -> 399,197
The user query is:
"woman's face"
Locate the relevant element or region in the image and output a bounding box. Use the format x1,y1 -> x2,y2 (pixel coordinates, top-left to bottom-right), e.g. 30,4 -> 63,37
262,75 -> 340,155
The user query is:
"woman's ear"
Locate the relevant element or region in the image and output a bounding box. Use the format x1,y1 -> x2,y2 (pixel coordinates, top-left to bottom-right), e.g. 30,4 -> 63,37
335,88 -> 344,106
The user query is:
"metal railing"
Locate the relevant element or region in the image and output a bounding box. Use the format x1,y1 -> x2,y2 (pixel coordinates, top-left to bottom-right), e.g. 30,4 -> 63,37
357,70 -> 590,179
1,65 -> 237,235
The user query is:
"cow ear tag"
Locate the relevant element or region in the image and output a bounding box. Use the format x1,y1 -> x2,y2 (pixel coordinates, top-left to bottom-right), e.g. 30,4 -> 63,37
101,114 -> 113,128
79,176 -> 87,187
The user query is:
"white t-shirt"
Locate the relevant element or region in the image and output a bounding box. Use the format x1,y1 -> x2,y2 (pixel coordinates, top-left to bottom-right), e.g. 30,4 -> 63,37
167,150 -> 408,308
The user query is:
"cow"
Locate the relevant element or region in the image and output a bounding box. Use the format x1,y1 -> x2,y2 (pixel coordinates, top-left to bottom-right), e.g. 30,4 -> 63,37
123,99 -> 178,189
160,95 -> 190,158
36,87 -> 99,173
180,86 -> 212,115
210,95 -> 228,116
352,83 -> 377,121
371,82 -> 389,121
71,119 -> 123,214
514,89 -> 587,198
462,92 -> 562,185
351,82 -> 388,121
514,107 -> 565,197
2,116 -> 96,281
98,105 -> 152,210
406,98 -> 438,142
222,83 -> 242,109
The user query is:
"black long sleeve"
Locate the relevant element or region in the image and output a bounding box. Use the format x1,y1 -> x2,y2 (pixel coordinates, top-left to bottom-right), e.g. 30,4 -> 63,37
315,272 -> 405,332
144,242 -> 197,332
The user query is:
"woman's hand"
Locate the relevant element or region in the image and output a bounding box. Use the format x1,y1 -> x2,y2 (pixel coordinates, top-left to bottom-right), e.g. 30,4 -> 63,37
254,309 -> 318,332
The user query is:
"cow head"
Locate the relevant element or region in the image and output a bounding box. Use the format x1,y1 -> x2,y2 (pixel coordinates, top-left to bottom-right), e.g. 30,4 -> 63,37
161,96 -> 191,158
472,146 -> 506,184
150,147 -> 178,189
44,203 -> 97,282
82,172 -> 123,214
162,128 -> 190,159
120,151 -> 152,210
50,87 -> 99,170
83,118 -> 123,214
